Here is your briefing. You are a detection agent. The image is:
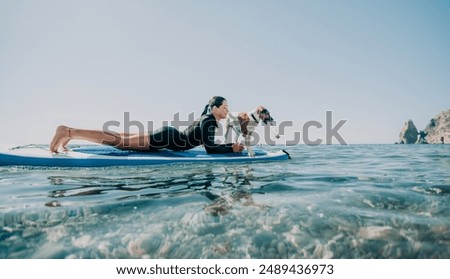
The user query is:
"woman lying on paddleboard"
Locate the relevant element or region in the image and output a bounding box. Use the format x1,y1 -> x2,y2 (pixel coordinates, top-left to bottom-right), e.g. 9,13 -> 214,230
50,96 -> 244,154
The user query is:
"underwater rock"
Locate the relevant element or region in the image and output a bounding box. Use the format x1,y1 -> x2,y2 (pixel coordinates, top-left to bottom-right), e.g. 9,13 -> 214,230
356,226 -> 402,240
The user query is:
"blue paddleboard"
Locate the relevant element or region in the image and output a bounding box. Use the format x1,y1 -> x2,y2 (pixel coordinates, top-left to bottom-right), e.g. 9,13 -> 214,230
0,144 -> 290,167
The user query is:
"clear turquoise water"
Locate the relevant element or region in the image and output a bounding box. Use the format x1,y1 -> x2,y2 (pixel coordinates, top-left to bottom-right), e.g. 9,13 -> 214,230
1,144 -> 449,259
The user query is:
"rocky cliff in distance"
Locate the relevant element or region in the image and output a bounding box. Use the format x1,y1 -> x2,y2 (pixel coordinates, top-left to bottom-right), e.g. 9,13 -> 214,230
398,109 -> 450,144
423,109 -> 450,144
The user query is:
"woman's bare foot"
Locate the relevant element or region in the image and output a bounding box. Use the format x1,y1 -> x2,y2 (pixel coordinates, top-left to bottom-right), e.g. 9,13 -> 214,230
50,125 -> 72,153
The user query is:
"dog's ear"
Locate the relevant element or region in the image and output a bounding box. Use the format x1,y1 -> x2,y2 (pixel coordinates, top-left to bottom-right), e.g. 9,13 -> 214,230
257,106 -> 265,114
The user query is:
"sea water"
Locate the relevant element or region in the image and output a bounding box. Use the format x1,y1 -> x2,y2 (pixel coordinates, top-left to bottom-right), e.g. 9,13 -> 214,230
0,144 -> 449,259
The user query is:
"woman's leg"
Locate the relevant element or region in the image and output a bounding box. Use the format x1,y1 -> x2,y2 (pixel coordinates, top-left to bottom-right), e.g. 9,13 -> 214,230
50,125 -> 150,153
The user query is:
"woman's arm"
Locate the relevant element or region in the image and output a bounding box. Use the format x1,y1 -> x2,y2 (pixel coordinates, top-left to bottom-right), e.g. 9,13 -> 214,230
201,118 -> 242,154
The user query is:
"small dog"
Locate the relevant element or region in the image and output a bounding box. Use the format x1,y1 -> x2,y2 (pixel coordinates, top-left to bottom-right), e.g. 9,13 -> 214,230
225,106 -> 280,157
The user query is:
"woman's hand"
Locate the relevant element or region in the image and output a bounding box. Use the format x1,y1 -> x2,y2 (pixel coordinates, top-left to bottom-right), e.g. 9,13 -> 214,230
232,143 -> 244,153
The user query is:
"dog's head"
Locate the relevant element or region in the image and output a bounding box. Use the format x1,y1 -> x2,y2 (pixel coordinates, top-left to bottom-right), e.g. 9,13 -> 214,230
255,106 -> 280,139
255,106 -> 275,124
259,108 -> 274,125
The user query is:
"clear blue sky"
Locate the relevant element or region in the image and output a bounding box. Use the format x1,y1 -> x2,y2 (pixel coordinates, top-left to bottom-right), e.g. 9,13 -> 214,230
1,0 -> 449,145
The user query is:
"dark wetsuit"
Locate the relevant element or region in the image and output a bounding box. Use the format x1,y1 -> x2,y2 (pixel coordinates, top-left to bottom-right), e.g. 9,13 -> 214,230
148,113 -> 233,154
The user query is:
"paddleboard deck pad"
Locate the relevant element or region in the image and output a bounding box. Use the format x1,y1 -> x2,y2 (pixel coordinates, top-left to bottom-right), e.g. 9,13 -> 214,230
0,144 -> 290,167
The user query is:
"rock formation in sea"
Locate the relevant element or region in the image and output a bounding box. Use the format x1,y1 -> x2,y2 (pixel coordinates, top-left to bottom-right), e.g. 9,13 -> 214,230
398,119 -> 418,144
398,109 -> 450,144
423,109 -> 450,144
